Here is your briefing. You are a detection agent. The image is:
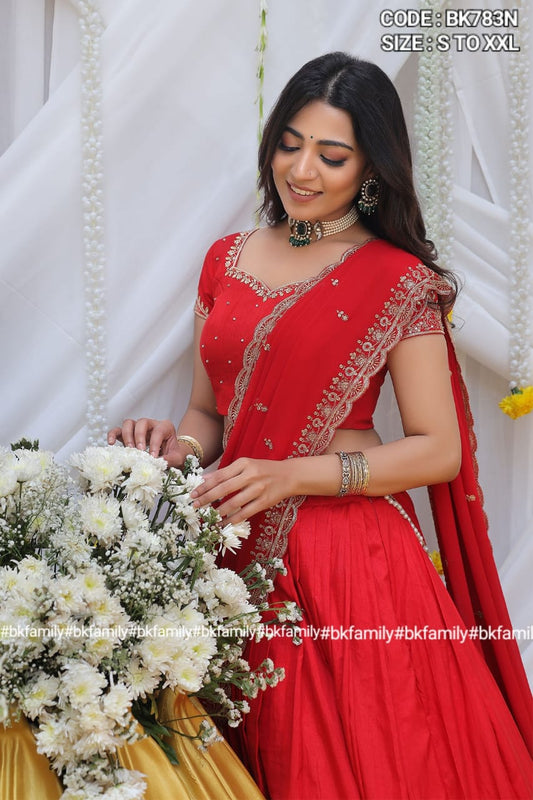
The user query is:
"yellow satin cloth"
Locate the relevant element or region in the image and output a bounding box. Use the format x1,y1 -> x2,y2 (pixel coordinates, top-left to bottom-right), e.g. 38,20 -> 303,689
0,692 -> 265,800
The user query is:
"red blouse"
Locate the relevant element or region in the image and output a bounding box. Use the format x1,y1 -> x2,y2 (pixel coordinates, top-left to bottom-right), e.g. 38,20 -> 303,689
195,231 -> 444,429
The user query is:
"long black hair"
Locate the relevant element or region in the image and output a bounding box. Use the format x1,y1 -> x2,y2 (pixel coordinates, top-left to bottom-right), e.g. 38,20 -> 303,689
258,52 -> 457,305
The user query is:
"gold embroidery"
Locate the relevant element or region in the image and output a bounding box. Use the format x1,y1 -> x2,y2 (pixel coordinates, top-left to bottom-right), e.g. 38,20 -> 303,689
337,310 -> 349,321
264,438 -> 273,450
194,296 -> 210,320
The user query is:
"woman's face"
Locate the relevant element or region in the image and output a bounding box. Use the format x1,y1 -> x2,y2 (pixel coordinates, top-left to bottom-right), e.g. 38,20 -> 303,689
272,100 -> 370,222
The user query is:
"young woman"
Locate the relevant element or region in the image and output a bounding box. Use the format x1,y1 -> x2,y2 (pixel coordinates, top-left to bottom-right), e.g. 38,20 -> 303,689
109,53 -> 532,798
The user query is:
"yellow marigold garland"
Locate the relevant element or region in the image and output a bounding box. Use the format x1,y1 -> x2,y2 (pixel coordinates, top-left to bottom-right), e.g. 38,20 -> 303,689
499,386 -> 533,420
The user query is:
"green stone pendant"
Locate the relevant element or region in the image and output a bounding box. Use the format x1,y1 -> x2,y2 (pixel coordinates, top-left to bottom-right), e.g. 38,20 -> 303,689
288,219 -> 312,247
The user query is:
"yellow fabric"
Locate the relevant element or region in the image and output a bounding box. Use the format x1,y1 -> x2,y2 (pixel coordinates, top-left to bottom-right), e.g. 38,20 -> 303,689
0,692 -> 265,800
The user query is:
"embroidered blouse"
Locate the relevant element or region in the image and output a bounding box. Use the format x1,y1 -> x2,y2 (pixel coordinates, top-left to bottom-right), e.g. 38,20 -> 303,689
195,231 -> 445,430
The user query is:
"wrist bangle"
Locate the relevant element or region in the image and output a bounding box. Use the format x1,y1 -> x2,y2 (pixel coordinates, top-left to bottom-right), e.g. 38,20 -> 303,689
347,451 -> 370,495
336,451 -> 351,496
335,450 -> 370,496
176,435 -> 204,464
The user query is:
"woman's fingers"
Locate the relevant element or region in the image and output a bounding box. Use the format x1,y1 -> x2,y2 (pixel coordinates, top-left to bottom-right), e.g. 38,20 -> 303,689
107,418 -> 175,456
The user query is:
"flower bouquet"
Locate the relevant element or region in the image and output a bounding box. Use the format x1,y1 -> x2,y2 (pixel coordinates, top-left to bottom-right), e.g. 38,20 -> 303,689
0,440 -> 298,799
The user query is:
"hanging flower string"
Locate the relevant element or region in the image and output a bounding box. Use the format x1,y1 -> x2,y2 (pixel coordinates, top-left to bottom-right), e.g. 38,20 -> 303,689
414,0 -> 454,276
255,0 -> 268,224
256,0 -> 268,146
72,0 -> 108,443
499,0 -> 532,420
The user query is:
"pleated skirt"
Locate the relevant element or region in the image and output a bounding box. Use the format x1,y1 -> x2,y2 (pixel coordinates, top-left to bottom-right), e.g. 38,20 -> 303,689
232,493 -> 533,800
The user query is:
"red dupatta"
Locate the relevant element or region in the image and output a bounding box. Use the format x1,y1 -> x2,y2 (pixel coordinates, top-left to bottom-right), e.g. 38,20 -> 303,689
219,236 -> 532,748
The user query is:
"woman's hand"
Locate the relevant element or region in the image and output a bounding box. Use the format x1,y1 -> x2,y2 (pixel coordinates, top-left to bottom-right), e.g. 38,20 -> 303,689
190,457 -> 294,523
107,418 -> 184,466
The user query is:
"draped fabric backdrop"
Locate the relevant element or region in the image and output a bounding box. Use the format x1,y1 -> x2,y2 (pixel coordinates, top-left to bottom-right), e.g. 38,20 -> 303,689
1,0 -> 532,682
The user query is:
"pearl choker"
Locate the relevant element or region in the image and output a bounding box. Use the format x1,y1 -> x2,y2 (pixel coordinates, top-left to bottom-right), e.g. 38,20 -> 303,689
288,206 -> 359,247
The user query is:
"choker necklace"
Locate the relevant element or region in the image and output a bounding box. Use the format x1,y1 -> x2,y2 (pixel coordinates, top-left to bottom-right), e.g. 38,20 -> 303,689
288,206 -> 359,247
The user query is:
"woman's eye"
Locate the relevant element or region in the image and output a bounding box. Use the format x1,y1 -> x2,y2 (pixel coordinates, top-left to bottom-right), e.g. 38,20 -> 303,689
278,141 -> 298,152
321,155 -> 346,167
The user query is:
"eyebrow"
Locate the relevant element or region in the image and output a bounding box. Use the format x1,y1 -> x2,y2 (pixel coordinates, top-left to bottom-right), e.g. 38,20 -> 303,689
284,125 -> 354,151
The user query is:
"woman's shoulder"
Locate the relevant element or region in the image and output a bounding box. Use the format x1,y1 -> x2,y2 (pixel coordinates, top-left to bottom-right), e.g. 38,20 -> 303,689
357,238 -> 449,286
204,229 -> 258,260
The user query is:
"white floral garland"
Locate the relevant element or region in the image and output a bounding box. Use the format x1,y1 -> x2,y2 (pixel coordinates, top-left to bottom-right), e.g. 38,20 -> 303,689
507,0 -> 531,394
71,0 -> 108,444
256,0 -> 268,145
414,0 -> 454,271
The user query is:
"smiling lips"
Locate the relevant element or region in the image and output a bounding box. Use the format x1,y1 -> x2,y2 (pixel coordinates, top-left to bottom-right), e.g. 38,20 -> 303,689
289,182 -> 321,198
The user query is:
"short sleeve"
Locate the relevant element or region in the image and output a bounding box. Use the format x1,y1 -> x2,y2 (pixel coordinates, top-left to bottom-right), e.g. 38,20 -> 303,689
401,276 -> 451,340
194,242 -> 219,320
401,296 -> 444,339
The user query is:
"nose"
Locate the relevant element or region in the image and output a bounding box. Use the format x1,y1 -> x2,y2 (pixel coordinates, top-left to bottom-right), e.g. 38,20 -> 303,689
290,147 -> 317,180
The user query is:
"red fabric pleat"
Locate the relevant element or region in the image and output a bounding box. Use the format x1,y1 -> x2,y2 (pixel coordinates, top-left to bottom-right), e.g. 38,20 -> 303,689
430,328 -> 533,754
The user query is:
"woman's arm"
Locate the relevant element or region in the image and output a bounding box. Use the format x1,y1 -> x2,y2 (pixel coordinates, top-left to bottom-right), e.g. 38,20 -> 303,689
190,333 -> 461,521
108,317 -> 224,468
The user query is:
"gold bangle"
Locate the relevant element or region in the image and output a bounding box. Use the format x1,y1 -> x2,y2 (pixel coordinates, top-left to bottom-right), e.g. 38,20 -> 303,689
176,435 -> 204,464
347,451 -> 370,495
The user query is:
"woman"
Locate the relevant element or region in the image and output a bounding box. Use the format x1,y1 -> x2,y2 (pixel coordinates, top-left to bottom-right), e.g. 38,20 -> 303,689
109,53 -> 532,798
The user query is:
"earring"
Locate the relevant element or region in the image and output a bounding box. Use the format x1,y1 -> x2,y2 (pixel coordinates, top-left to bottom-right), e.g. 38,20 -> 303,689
357,177 -> 380,215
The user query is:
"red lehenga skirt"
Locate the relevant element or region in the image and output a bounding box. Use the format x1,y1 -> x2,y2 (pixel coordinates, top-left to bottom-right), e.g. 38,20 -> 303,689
232,494 -> 532,800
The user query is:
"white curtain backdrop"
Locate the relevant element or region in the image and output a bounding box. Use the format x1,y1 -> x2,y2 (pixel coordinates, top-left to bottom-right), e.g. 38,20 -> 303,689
1,0 -> 531,682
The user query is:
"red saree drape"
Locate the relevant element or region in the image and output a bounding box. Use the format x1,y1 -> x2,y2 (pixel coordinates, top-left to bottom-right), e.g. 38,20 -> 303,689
211,235 -> 532,796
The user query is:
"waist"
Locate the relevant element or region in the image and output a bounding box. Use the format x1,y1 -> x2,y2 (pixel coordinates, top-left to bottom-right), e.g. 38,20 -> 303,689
325,427 -> 382,454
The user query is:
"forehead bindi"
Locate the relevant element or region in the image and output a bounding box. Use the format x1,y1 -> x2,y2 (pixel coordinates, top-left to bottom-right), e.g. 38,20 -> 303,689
286,101 -> 356,149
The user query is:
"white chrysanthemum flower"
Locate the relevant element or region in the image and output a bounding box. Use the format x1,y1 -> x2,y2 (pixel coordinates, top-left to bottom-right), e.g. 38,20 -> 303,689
21,675 -> 60,720
14,556 -> 52,597
70,446 -> 126,492
34,712 -> 76,761
171,505 -> 202,538
122,461 -> 164,507
51,525 -> 93,570
166,655 -> 203,693
77,701 -> 115,735
60,661 -> 107,709
219,522 -> 250,556
51,575 -> 87,619
121,527 -> 161,557
120,499 -> 150,531
89,592 -> 129,629
182,472 -> 205,494
137,636 -> 175,673
84,634 -> 118,663
73,727 -> 119,759
14,449 -> 52,483
189,630 -> 218,665
79,495 -> 122,544
210,568 -> 252,614
123,658 -> 160,700
77,569 -> 107,600
102,683 -> 133,722
0,453 -> 18,497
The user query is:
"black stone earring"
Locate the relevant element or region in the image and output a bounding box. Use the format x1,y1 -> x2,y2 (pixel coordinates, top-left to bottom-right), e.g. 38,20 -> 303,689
357,177 -> 380,215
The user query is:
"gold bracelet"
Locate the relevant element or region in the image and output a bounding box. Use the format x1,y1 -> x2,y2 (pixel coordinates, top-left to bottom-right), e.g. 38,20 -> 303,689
347,451 -> 370,495
176,435 -> 204,464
